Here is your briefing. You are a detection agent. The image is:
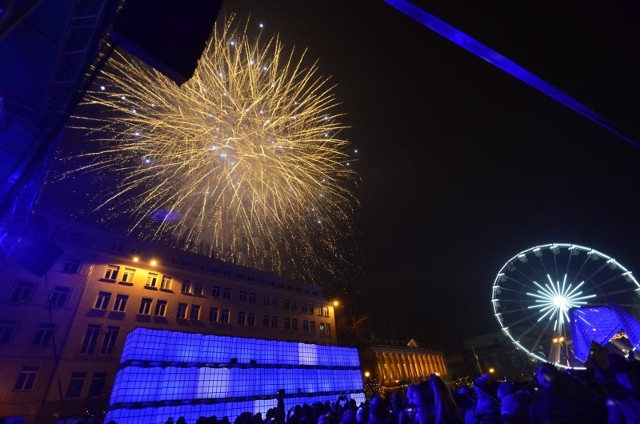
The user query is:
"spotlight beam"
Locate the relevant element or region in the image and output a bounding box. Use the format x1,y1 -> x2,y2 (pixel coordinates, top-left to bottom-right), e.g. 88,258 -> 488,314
384,0 -> 640,149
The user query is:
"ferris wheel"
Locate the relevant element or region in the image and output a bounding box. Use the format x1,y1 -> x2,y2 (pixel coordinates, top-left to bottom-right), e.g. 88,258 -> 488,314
491,243 -> 640,368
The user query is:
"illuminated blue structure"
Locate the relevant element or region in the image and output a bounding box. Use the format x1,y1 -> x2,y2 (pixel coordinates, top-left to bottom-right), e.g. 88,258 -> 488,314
570,305 -> 640,363
104,328 -> 365,424
384,0 -> 640,149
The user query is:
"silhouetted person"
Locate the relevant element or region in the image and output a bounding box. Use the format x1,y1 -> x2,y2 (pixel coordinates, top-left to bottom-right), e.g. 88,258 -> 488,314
430,373 -> 463,424
605,352 -> 640,423
529,362 -> 607,423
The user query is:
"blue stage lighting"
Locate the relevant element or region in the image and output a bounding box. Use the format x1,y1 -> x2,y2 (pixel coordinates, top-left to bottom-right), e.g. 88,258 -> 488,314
385,0 -> 640,149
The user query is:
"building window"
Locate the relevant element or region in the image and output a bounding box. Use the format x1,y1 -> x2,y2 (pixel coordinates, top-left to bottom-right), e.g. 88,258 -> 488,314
61,258 -> 81,274
284,299 -> 290,310
324,307 -> 330,317
13,365 -> 39,391
303,320 -> 309,332
113,294 -> 129,312
222,287 -> 231,299
176,303 -> 188,319
154,300 -> 167,317
291,301 -> 297,312
9,281 -> 35,303
263,295 -> 270,306
308,304 -> 315,315
94,291 -> 111,310
292,319 -> 298,331
104,265 -> 119,280
121,268 -> 135,283
0,320 -> 16,344
146,272 -> 158,288
209,307 -> 219,323
88,372 -> 107,397
101,326 -> 119,354
161,275 -> 172,290
247,313 -> 255,327
239,291 -> 247,302
271,316 -> 278,328
138,298 -> 152,315
220,309 -> 230,324
262,315 -> 270,328
248,292 -> 256,304
190,304 -> 201,320
284,318 -> 290,330
193,282 -> 203,295
33,323 -> 54,346
325,323 -> 331,335
181,280 -> 192,294
302,304 -> 308,314
309,321 -> 315,333
237,311 -> 246,325
212,286 -> 220,298
81,325 -> 101,354
49,286 -> 70,308
66,372 -> 87,397
272,297 -> 278,307
317,307 -> 323,316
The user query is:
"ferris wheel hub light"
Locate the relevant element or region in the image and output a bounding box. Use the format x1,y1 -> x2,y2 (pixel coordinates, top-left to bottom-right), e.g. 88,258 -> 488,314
553,296 -> 568,308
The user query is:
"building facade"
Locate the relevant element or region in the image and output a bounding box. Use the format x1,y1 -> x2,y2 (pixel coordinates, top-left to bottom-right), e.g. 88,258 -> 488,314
0,215 -> 337,424
359,338 -> 447,394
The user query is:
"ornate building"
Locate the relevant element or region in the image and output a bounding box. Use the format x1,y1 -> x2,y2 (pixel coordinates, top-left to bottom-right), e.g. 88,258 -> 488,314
0,214 -> 337,424
359,338 -> 447,394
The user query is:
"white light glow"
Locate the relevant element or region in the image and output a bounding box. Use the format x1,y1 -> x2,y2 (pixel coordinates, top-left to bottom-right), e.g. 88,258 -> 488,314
527,273 -> 596,326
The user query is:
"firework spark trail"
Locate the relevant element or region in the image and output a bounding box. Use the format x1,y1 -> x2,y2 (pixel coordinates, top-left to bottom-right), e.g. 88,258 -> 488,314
64,15 -> 361,286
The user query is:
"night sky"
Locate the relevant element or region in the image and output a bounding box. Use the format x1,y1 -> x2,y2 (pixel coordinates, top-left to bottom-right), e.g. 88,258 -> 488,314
45,0 -> 640,355
214,0 -> 640,353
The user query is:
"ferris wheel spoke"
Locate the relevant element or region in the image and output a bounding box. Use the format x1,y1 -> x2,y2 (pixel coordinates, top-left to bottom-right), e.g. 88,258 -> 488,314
583,273 -> 631,297
502,307 -> 549,328
581,260 -> 611,284
493,297 -> 529,306
504,267 -> 539,290
592,286 -> 640,297
567,248 -> 591,286
507,277 -> 531,289
531,280 -> 554,296
613,303 -> 640,311
528,316 -> 555,356
533,249 -> 551,281
497,281 -> 537,295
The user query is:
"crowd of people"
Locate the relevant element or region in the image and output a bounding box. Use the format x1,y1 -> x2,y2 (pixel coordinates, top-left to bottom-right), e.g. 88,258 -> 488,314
112,350 -> 640,424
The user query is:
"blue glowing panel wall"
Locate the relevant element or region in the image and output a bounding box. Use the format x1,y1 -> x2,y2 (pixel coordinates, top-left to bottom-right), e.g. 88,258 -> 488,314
570,305 -> 640,362
105,328 -> 365,424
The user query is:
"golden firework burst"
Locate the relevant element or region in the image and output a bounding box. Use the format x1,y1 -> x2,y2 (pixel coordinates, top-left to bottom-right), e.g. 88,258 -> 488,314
64,15 -> 361,286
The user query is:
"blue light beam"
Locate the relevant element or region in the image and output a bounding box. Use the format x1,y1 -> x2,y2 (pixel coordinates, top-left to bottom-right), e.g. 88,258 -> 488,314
384,0 -> 640,149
